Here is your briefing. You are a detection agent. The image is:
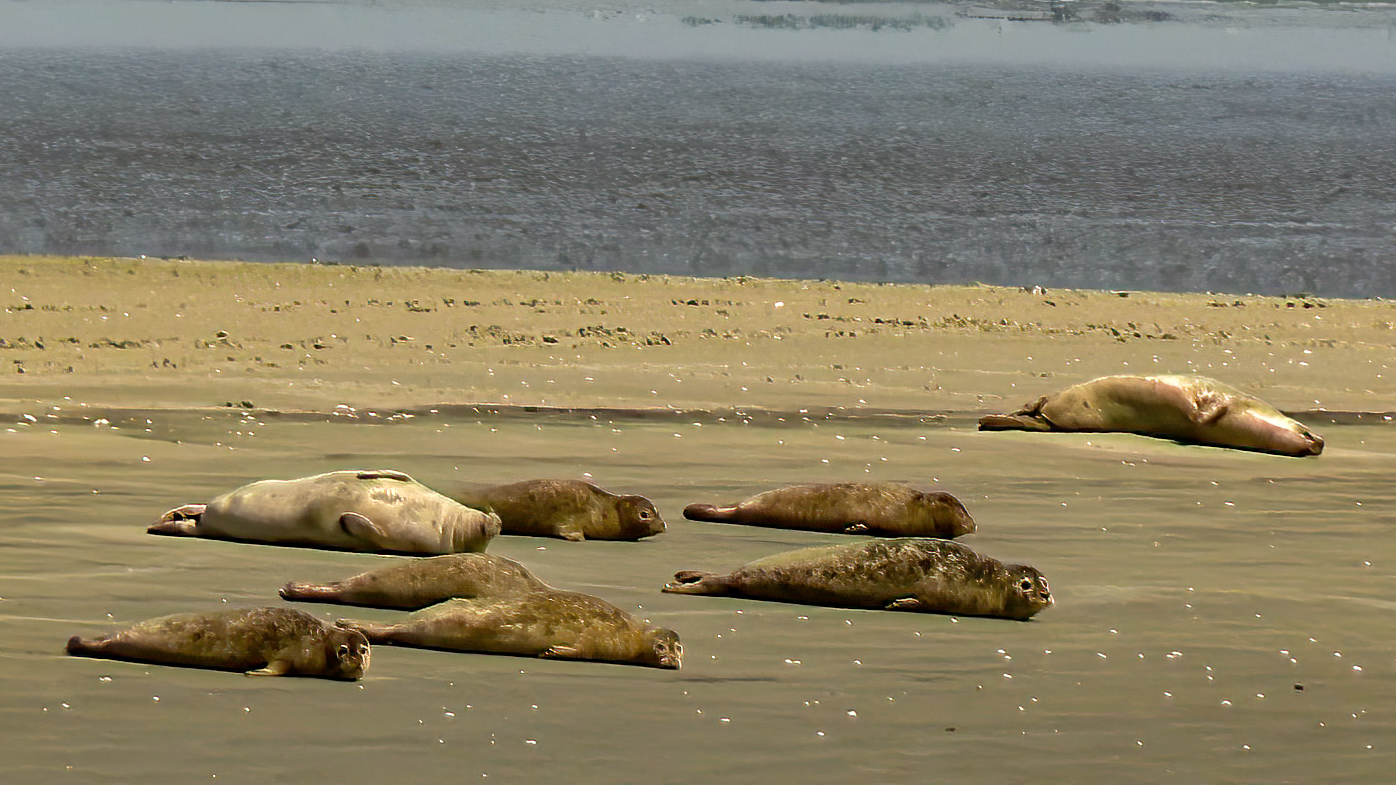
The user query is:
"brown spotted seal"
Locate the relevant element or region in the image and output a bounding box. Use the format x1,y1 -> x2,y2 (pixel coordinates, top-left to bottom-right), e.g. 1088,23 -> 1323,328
337,590 -> 682,669
684,482 -> 974,538
66,607 -> 370,680
663,538 -> 1052,621
280,553 -> 550,610
451,479 -> 665,541
979,374 -> 1323,456
149,470 -> 502,554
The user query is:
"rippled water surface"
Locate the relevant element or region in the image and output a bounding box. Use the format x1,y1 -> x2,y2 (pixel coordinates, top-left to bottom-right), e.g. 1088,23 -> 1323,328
3,409 -> 1394,782
1,0 -> 1395,295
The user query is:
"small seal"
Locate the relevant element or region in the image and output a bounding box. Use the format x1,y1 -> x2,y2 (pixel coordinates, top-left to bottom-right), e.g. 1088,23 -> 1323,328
451,479 -> 665,541
149,470 -> 502,554
684,482 -> 975,538
978,374 -> 1323,456
662,538 -> 1052,621
280,553 -> 550,610
337,590 -> 683,669
65,607 -> 370,680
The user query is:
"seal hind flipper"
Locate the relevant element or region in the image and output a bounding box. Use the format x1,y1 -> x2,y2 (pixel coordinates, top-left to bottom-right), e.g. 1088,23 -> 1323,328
357,470 -> 414,482
662,571 -> 726,595
978,413 -> 1053,431
66,635 -> 97,656
884,597 -> 926,611
682,504 -> 733,522
279,582 -> 337,603
147,503 -> 207,536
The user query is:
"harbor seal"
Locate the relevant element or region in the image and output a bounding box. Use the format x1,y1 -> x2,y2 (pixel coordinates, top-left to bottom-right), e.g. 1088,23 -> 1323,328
451,479 -> 665,541
337,589 -> 682,669
683,482 -> 975,538
65,607 -> 370,680
662,538 -> 1052,621
978,374 -> 1323,456
280,553 -> 550,610
149,470 -> 502,554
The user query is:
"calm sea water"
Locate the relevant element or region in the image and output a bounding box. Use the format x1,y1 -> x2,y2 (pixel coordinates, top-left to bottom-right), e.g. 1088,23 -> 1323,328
2,407 -> 1394,783
1,0 -> 1395,296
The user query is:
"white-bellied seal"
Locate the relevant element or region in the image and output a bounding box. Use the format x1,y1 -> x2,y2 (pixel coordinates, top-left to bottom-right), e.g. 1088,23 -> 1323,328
451,479 -> 665,541
66,607 -> 370,680
337,590 -> 683,669
280,553 -> 550,610
662,538 -> 1052,621
684,482 -> 975,538
149,470 -> 502,554
978,374 -> 1323,456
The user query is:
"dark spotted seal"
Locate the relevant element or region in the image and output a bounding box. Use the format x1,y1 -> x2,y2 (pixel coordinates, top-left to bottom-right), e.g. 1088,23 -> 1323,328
149,470 -> 502,553
684,482 -> 974,538
979,374 -> 1323,456
280,553 -> 550,610
337,590 -> 682,669
663,538 -> 1052,621
452,479 -> 665,541
65,607 -> 370,680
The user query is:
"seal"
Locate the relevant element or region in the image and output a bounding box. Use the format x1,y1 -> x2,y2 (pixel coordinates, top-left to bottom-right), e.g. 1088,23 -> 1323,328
451,479 -> 665,541
336,590 -> 683,669
280,553 -> 550,610
149,470 -> 502,554
65,607 -> 370,680
978,374 -> 1323,456
683,482 -> 975,538
662,538 -> 1052,621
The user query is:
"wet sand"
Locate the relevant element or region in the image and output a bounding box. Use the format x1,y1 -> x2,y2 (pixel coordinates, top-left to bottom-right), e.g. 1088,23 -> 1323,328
3,255 -> 1396,783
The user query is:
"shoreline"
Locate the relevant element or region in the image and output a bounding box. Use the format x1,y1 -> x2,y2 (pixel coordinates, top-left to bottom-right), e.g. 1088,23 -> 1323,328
2,254 -> 1393,418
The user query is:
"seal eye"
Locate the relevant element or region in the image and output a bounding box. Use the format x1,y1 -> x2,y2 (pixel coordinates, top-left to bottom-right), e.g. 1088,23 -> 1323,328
1019,578 -> 1033,592
638,509 -> 652,520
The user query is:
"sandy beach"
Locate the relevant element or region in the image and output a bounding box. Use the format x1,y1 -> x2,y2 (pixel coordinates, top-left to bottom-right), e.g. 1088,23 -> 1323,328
5,255 -> 1396,784
3,254 -> 1392,418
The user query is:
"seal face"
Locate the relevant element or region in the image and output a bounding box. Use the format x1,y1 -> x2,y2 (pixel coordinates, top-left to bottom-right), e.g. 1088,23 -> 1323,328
662,538 -> 1052,621
148,470 -> 503,554
979,374 -> 1324,456
451,479 -> 665,541
683,482 -> 975,538
337,589 -> 682,669
66,607 -> 370,680
280,553 -> 550,610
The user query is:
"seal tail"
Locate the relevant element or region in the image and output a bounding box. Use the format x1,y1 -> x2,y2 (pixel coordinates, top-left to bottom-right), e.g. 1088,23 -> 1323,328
683,504 -> 737,523
978,414 -> 1053,432
661,570 -> 727,595
279,582 -> 340,604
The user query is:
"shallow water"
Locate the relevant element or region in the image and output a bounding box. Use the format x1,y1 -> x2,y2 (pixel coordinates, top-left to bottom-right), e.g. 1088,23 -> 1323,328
2,1 -> 1396,296
3,407 -> 1394,782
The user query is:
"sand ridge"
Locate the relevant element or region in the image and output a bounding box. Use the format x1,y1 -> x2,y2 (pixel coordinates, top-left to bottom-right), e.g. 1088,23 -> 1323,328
2,255 -> 1393,417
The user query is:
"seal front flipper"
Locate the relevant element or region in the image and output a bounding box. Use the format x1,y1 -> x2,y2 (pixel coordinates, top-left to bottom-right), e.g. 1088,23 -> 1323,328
540,644 -> 583,660
147,503 -> 208,536
843,523 -> 871,535
246,660 -> 292,677
356,470 -> 414,482
662,570 -> 726,595
339,512 -> 389,544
